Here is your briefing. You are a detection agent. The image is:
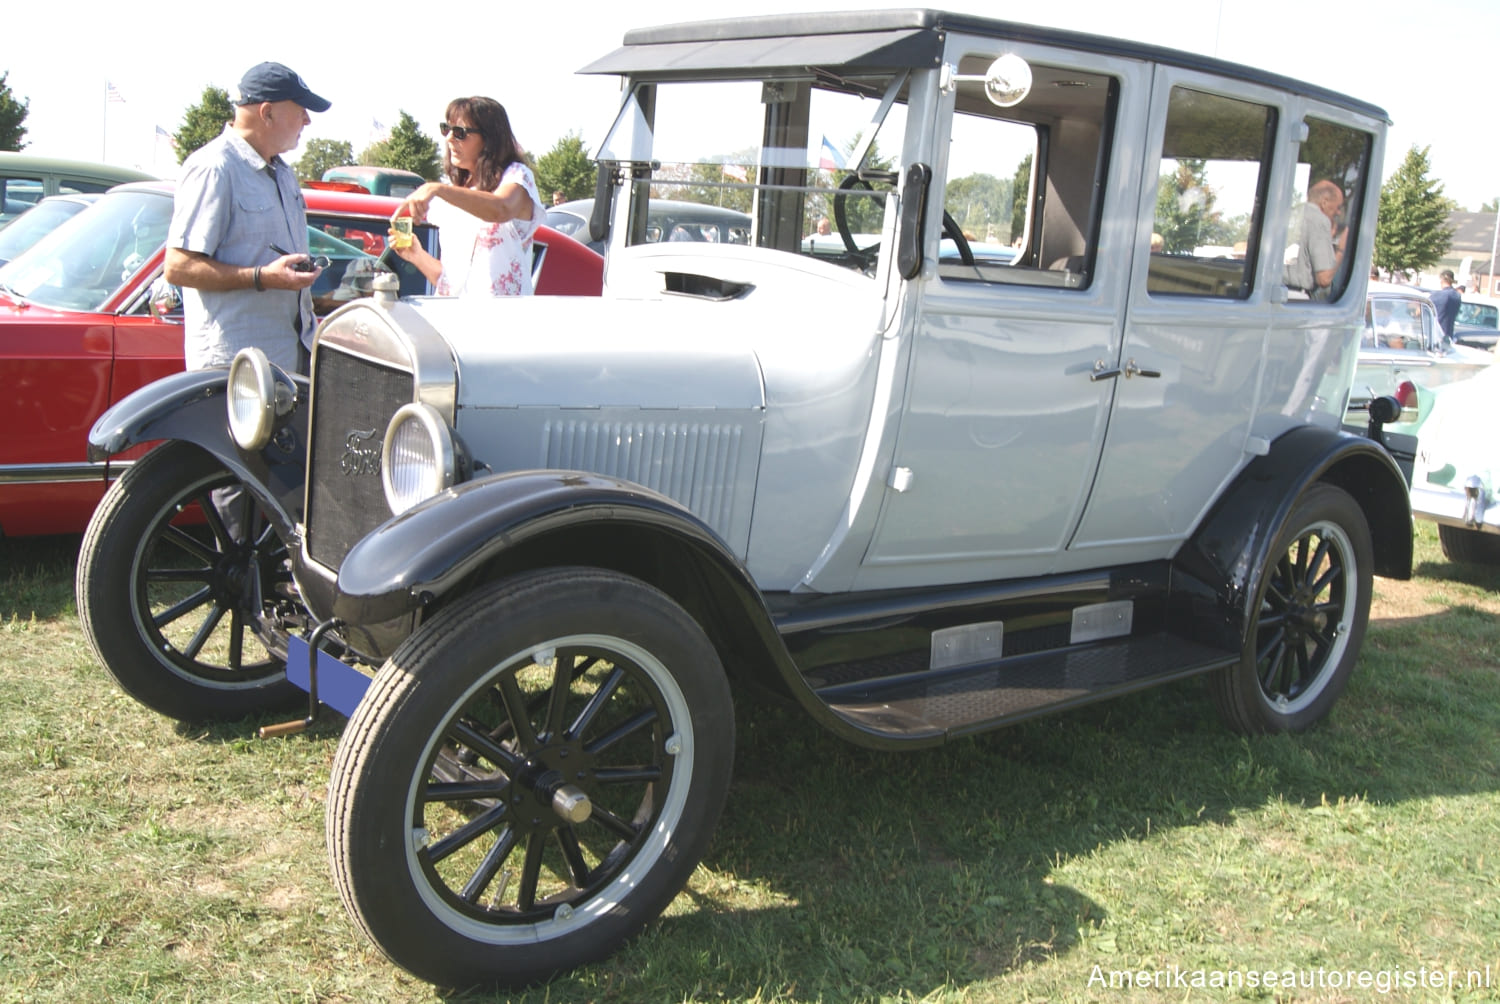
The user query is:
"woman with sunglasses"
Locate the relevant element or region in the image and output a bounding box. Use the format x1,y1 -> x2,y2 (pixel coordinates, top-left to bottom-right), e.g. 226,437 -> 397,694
389,97 -> 546,296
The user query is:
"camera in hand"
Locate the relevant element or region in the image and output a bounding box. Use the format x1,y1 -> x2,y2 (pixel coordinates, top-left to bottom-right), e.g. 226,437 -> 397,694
290,258 -> 317,273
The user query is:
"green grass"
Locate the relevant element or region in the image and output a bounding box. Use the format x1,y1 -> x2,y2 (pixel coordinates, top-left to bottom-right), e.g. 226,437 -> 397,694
1,525 -> 1497,1003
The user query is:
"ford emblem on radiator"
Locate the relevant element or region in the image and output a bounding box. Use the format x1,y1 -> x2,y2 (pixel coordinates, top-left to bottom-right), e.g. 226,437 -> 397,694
339,429 -> 381,476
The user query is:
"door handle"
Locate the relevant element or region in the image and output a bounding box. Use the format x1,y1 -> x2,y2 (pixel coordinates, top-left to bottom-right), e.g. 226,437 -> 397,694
1089,359 -> 1160,381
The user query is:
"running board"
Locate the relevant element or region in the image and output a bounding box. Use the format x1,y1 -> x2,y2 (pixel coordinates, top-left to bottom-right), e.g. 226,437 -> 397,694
814,633 -> 1237,741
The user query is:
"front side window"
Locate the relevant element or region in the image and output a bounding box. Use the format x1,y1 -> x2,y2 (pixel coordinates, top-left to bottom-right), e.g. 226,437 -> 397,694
1365,295 -> 1434,352
940,53 -> 1115,289
1283,117 -> 1371,304
597,75 -> 909,275
1148,87 -> 1274,299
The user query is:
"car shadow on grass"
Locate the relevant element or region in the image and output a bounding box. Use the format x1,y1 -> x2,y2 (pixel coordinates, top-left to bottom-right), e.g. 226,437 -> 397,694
0,532 -> 81,622
488,604 -> 1500,1004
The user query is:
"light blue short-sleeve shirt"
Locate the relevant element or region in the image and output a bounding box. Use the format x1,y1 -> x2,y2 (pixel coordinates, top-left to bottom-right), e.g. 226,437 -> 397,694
169,126 -> 314,371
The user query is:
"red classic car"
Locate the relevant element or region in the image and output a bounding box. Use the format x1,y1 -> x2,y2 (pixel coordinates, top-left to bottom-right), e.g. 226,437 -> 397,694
0,181 -> 603,537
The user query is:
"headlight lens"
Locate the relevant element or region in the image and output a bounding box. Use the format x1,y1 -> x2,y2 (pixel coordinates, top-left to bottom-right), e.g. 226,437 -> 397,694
382,403 -> 456,514
227,348 -> 295,451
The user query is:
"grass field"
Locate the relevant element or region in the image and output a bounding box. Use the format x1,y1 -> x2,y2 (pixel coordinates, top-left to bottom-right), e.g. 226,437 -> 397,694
1,523 -> 1497,1003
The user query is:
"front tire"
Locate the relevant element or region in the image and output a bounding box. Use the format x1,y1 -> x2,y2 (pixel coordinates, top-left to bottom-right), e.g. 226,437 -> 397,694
1212,483 -> 1373,734
75,442 -> 301,721
327,567 -> 734,988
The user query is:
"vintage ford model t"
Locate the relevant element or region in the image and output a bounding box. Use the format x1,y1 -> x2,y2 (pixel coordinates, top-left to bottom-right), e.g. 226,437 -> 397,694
78,10 -> 1410,988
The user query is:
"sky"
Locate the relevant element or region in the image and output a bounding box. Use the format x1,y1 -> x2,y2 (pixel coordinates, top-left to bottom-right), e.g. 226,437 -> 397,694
5,0 -> 1496,212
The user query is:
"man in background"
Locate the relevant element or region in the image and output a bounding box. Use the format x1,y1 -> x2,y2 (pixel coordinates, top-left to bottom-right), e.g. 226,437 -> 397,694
1430,269 -> 1461,342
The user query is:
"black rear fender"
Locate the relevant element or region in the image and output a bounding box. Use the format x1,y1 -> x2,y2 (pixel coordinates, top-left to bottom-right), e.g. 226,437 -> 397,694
1173,425 -> 1411,647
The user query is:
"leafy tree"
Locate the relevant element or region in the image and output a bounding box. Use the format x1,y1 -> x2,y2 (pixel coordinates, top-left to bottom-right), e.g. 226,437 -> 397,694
534,132 -> 595,203
0,71 -> 28,151
1374,145 -> 1456,276
1153,158 -> 1238,253
294,138 -> 354,183
174,86 -> 234,164
946,173 -> 1012,242
1481,197 -> 1498,214
359,111 -> 440,180
1010,153 -> 1032,240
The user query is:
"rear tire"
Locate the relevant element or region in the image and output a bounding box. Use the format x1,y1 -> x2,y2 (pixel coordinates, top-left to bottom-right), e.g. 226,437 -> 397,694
327,567 -> 734,988
1212,483 -> 1373,734
1437,523 -> 1500,565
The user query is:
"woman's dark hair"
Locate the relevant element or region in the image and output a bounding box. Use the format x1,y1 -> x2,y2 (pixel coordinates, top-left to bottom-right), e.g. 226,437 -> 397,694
443,96 -> 524,192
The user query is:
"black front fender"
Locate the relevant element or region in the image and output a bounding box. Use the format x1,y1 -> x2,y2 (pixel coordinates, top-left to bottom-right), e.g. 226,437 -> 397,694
86,368 -> 311,540
334,471 -> 763,626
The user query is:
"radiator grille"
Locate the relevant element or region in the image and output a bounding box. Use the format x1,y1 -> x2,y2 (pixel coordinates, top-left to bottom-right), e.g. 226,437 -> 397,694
541,419 -> 744,531
305,348 -> 414,568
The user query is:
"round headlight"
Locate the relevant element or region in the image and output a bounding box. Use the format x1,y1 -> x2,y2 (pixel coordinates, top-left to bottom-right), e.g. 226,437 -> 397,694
382,403 -> 456,514
227,348 -> 295,451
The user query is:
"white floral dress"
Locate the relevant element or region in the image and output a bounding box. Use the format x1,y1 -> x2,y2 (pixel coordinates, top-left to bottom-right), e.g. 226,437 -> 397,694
429,162 -> 546,296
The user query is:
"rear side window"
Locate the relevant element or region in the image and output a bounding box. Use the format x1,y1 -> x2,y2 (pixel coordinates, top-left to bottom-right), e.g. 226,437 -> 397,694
0,174 -> 45,224
60,179 -> 114,195
1147,87 -> 1275,299
1283,118 -> 1372,304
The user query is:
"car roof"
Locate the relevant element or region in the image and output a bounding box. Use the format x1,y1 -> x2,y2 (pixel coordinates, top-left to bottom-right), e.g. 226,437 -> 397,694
553,197 -> 749,223
109,179 -> 404,216
0,151 -> 158,183
580,8 -> 1387,121
1367,281 -> 1430,300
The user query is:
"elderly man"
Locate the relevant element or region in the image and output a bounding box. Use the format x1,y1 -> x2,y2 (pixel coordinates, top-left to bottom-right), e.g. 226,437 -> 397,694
1283,178 -> 1345,300
165,62 -> 331,374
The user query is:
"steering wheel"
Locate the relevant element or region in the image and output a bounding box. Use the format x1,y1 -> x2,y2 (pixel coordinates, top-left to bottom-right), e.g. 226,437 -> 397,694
833,173 -> 975,270
942,212 -> 974,266
833,174 -> 878,266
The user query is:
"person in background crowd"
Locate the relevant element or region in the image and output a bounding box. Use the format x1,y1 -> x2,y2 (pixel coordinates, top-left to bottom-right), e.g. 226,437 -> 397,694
166,61 -> 329,374
389,97 -> 546,297
1430,268 -> 1461,341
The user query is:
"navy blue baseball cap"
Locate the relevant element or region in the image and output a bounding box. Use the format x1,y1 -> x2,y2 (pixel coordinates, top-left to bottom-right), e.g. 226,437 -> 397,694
234,62 -> 331,113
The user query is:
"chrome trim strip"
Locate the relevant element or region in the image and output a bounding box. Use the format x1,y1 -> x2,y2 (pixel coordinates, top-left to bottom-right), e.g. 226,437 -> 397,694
0,460 -> 132,485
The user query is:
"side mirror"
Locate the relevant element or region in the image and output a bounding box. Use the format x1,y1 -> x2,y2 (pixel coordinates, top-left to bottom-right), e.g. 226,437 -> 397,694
148,276 -> 183,320
948,54 -> 1034,108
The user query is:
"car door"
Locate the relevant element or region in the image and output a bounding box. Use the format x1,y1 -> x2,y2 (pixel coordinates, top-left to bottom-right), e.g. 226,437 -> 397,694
858,38 -> 1150,586
1067,71 -> 1287,556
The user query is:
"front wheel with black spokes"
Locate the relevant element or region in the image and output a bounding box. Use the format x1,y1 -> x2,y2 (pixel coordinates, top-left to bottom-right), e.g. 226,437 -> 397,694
327,567 -> 735,989
1212,482 -> 1373,733
76,441 -> 302,722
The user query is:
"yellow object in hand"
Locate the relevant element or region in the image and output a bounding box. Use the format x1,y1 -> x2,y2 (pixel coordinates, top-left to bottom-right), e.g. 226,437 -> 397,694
391,216 -> 414,249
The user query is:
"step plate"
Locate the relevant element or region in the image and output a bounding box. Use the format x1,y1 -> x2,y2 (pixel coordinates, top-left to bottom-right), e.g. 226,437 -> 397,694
819,633 -> 1236,739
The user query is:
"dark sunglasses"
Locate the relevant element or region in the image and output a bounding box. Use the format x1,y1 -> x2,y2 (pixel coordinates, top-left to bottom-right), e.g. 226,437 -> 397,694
439,122 -> 480,141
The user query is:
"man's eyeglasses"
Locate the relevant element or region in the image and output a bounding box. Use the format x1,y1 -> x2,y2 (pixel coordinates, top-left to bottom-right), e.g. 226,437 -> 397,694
439,122 -> 480,141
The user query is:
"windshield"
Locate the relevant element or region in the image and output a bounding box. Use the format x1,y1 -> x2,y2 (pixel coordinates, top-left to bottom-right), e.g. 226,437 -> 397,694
0,189 -> 170,311
0,198 -> 94,265
598,75 -> 909,274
